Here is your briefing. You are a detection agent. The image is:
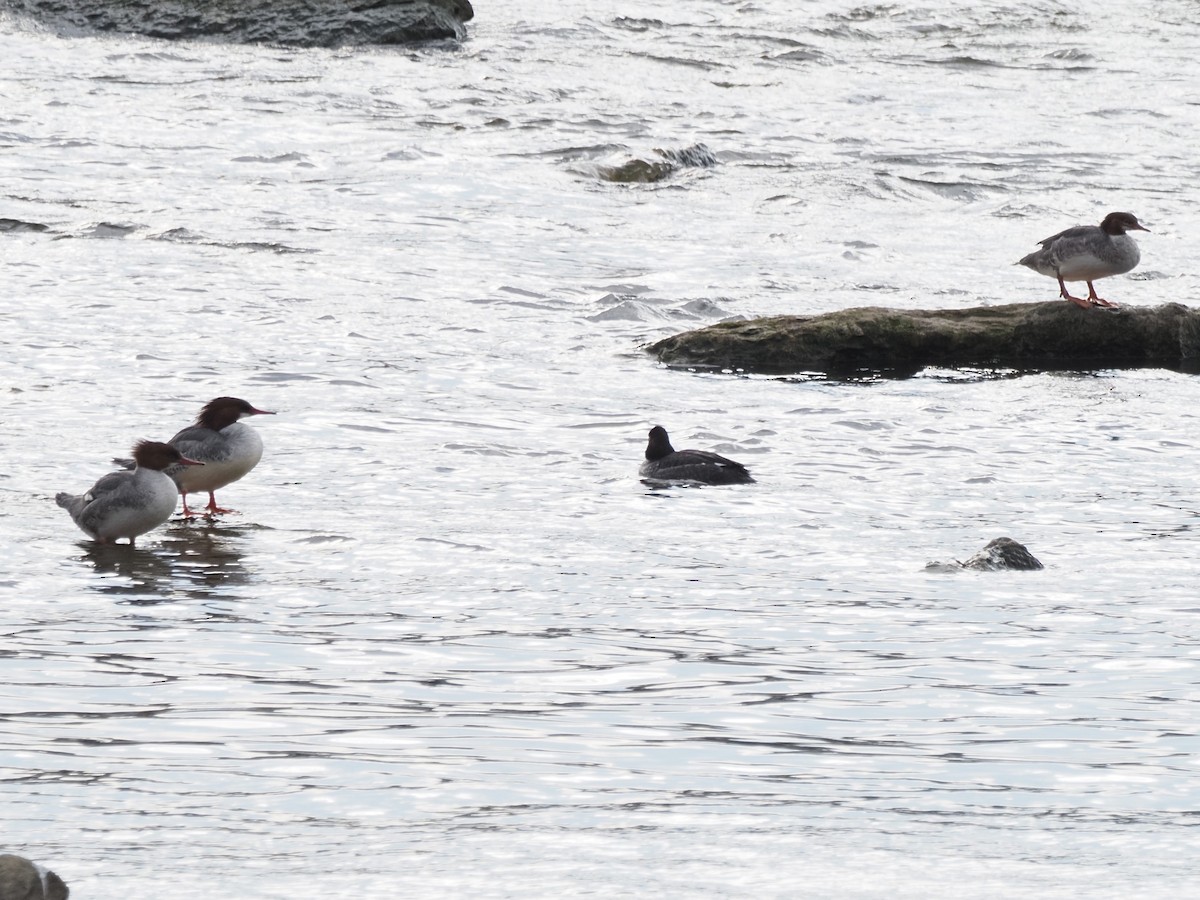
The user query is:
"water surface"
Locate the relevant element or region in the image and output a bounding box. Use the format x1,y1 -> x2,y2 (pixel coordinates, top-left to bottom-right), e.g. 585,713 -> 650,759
2,1 -> 1200,896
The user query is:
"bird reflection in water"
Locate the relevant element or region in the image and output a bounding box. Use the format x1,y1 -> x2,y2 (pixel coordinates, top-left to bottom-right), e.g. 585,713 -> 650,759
80,521 -> 254,603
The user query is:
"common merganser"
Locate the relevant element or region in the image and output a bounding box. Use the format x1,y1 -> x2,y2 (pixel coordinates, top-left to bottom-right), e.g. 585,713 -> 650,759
639,425 -> 755,485
162,396 -> 274,516
56,440 -> 203,546
1018,211 -> 1149,309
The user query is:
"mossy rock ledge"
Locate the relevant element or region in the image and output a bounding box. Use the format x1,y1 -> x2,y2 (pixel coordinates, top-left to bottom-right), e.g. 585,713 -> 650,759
3,0 -> 474,45
647,302 -> 1200,377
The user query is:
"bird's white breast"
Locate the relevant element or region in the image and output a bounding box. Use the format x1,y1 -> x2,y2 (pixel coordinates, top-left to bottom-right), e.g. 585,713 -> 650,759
176,423 -> 264,493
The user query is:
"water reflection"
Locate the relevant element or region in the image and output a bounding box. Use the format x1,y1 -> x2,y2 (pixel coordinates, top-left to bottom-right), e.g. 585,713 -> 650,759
78,520 -> 254,603
79,542 -> 175,599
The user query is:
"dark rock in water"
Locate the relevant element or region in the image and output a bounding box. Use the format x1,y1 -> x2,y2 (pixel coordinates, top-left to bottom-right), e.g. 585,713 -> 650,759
77,221 -> 141,239
926,537 -> 1044,573
0,854 -> 69,900
647,301 -> 1200,377
961,537 -> 1044,571
659,144 -> 718,168
598,143 -> 717,184
0,218 -> 50,233
4,0 -> 474,46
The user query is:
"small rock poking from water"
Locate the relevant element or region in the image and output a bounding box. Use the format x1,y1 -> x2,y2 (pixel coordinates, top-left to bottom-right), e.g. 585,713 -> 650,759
0,854 -> 69,900
926,537 -> 1044,573
4,0 -> 474,46
597,143 -> 717,183
0,218 -> 50,234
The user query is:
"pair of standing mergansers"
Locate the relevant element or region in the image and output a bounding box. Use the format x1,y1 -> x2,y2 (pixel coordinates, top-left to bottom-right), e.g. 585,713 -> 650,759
1019,211 -> 1149,309
56,396 -> 273,546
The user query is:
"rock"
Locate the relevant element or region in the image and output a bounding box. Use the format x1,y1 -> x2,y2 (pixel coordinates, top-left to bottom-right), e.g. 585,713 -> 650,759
0,855 -> 69,900
960,537 -> 1044,571
926,537 -> 1044,573
3,0 -> 473,46
597,143 -> 717,184
0,218 -> 50,233
647,301 -> 1200,377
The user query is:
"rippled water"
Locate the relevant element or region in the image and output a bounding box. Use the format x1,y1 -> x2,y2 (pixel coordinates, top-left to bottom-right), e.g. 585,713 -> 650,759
4,2 -> 1200,897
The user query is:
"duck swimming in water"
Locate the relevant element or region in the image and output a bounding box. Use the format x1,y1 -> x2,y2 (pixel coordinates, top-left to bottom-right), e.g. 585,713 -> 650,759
1018,211 -> 1148,309
639,425 -> 754,485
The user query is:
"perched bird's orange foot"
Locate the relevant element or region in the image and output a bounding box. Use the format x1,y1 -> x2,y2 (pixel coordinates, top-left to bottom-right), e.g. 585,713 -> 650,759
205,494 -> 238,515
1085,283 -> 1119,308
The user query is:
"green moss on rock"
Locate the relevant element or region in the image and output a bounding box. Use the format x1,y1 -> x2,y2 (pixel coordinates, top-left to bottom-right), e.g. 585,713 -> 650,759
647,302 -> 1200,377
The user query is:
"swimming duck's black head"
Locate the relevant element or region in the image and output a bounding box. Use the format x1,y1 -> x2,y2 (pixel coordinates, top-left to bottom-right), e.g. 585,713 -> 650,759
645,425 -> 675,461
1100,212 -> 1149,236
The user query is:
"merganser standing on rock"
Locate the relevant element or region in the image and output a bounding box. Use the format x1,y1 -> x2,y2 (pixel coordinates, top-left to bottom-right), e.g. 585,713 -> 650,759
1018,211 -> 1149,309
640,425 -> 755,485
57,440 -> 203,546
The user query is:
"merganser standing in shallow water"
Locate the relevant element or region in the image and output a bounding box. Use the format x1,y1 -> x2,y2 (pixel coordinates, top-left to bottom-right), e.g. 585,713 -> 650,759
56,440 -> 203,546
639,425 -> 755,485
1018,211 -> 1149,309
164,396 -> 274,516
